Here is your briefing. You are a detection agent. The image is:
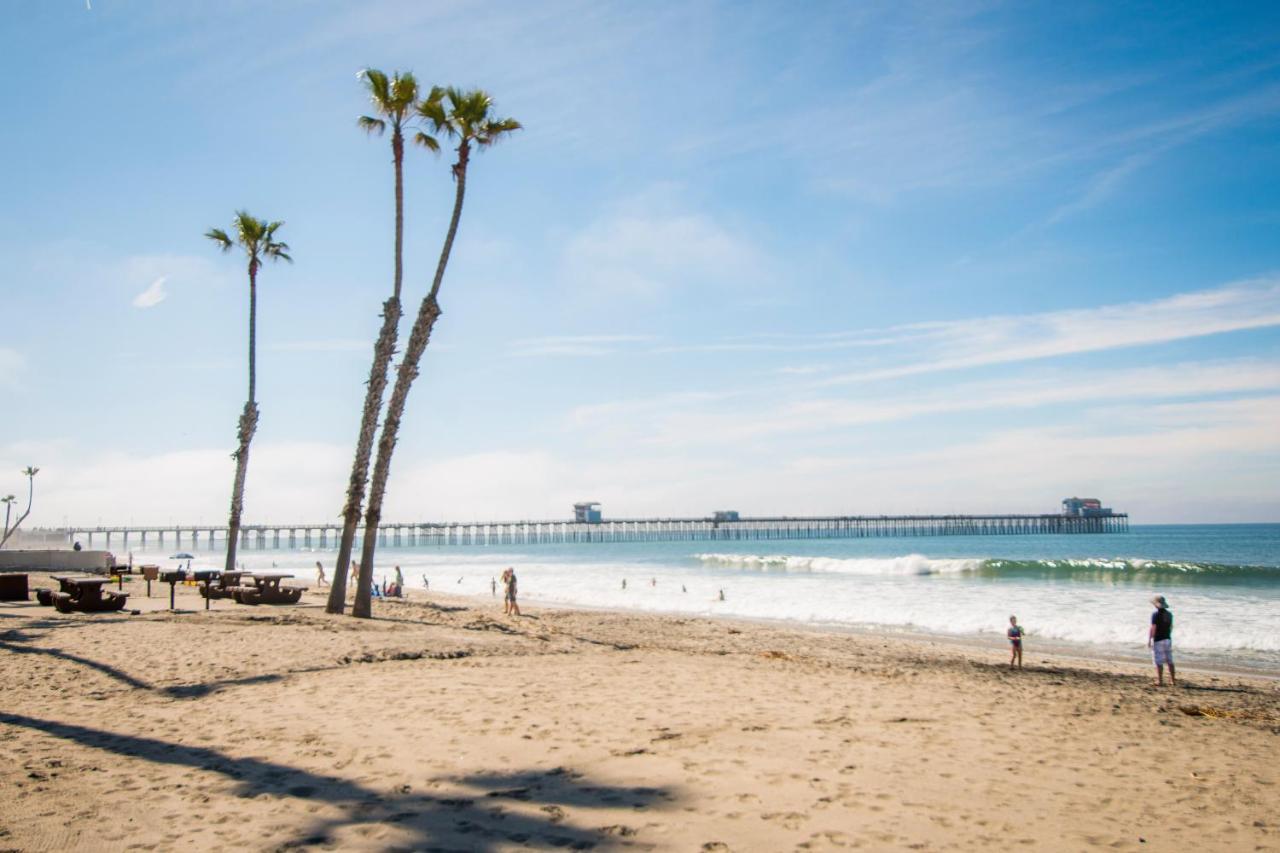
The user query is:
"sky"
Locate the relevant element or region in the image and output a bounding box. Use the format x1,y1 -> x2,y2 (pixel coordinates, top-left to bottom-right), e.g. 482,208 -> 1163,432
2,0 -> 1280,527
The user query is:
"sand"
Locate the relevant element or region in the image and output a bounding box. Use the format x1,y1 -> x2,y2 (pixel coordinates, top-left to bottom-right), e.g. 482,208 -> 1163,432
1,574 -> 1277,852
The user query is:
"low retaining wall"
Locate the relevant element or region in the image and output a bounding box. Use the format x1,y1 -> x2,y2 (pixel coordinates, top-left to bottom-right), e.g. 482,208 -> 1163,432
0,550 -> 117,574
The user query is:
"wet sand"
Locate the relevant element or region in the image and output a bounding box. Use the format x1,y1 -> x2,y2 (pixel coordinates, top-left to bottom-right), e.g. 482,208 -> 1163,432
1,575 -> 1277,851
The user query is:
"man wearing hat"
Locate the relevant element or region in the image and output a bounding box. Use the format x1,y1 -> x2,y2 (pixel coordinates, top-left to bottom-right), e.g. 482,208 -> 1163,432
1147,595 -> 1175,687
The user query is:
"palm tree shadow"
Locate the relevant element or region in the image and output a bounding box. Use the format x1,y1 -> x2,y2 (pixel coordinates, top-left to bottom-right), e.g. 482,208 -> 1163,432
0,713 -> 675,850
0,640 -> 153,690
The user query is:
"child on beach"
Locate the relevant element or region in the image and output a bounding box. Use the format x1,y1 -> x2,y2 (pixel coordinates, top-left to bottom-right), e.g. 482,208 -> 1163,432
1007,615 -> 1024,669
315,561 -> 327,587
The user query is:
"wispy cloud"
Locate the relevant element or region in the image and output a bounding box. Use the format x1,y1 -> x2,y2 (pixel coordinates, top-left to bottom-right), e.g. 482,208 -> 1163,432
507,334 -> 655,358
0,348 -> 24,389
115,253 -> 234,310
819,277 -> 1280,385
270,339 -> 371,353
566,357 -> 1280,449
132,276 -> 168,308
562,206 -> 766,299
777,397 -> 1280,520
646,277 -> 1280,372
1036,82 -> 1280,227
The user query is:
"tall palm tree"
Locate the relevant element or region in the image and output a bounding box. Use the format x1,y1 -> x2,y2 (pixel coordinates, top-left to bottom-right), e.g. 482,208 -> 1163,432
206,212 -> 291,574
326,69 -> 433,615
352,87 -> 520,617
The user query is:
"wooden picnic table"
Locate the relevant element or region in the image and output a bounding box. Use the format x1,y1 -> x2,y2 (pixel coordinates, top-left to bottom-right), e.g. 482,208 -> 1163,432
47,575 -> 127,613
232,573 -> 305,605
243,573 -> 293,589
50,574 -> 109,593
199,571 -> 242,600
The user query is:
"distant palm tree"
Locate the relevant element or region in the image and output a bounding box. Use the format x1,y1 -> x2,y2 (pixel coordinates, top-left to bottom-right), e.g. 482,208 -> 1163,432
0,466 -> 39,550
327,69 -> 433,616
206,213 -> 291,574
352,87 -> 520,618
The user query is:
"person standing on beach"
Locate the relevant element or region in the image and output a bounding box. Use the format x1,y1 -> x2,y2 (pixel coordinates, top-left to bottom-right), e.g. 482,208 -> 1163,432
491,577 -> 496,597
394,565 -> 403,596
501,567 -> 520,617
315,561 -> 327,587
1007,615 -> 1024,669
1148,595 -> 1176,686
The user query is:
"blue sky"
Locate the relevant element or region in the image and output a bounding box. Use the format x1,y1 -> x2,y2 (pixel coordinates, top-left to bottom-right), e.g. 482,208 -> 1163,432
2,0 -> 1280,525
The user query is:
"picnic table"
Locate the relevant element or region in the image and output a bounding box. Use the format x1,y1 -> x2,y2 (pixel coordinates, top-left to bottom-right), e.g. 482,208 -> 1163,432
198,571 -> 243,600
46,574 -> 128,614
230,573 -> 306,606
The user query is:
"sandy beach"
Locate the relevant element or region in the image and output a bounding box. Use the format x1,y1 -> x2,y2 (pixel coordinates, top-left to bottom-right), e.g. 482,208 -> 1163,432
2,576 -> 1277,852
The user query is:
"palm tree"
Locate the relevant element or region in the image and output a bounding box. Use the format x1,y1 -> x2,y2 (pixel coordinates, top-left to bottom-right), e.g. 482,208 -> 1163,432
206,213 -> 291,574
0,466 -> 39,550
351,87 -> 520,617
326,69 -> 433,615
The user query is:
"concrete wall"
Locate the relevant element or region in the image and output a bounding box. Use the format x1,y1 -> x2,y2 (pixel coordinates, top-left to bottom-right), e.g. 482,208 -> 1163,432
0,550 -> 116,573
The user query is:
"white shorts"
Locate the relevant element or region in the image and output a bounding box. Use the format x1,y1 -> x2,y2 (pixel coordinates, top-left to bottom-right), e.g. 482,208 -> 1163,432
1152,639 -> 1173,666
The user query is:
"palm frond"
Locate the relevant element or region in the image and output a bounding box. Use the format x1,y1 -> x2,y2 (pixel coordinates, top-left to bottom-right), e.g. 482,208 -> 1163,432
476,116 -> 522,146
416,87 -> 450,134
358,115 -> 386,135
265,244 -> 293,264
361,67 -> 391,107
205,227 -> 233,251
413,130 -> 441,152
389,71 -> 419,112
233,209 -> 265,243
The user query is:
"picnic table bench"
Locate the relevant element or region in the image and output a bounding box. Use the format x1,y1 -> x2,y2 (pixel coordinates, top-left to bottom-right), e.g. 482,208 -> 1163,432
229,573 -> 306,606
45,574 -> 129,614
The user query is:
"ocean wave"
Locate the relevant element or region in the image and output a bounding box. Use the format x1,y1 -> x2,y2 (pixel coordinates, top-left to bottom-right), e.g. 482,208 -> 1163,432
696,553 -> 1280,579
984,557 -> 1279,577
695,553 -> 982,575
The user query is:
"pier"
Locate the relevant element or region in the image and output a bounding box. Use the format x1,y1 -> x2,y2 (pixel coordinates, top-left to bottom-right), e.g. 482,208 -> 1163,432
56,513 -> 1128,551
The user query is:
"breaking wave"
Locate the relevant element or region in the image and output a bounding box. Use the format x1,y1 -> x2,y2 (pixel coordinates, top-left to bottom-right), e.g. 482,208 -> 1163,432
697,553 -> 1280,581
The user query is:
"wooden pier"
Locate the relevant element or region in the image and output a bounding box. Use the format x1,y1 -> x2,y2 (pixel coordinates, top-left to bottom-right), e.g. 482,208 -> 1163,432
58,513 -> 1128,551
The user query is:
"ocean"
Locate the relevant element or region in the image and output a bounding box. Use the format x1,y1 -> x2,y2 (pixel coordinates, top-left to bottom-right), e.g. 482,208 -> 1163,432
128,523 -> 1280,672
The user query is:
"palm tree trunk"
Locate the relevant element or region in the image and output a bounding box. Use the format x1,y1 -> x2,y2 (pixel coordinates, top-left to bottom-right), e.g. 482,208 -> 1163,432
223,403 -> 257,572
225,263 -> 259,574
327,135 -> 406,615
326,297 -> 399,612
352,144 -> 470,618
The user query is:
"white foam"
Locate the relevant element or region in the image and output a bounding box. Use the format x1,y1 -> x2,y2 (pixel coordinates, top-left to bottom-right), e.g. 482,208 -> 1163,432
696,552 -> 982,575
119,546 -> 1280,657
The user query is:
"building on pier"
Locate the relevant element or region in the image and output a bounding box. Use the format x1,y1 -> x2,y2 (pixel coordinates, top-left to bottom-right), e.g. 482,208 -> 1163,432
1062,497 -> 1114,518
573,502 -> 602,523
